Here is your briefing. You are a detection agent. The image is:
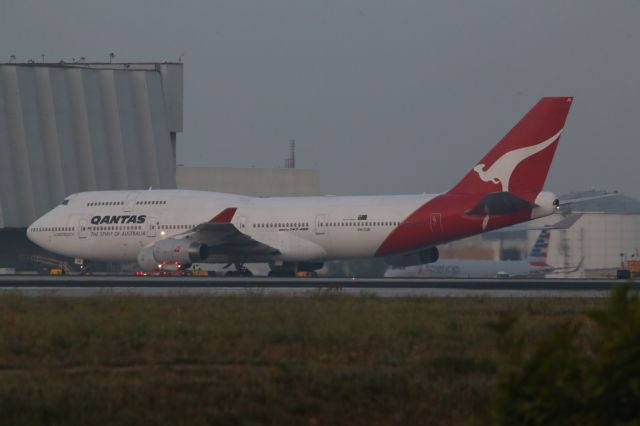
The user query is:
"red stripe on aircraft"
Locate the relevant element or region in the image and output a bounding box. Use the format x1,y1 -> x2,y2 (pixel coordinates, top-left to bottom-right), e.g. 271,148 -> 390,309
529,261 -> 550,267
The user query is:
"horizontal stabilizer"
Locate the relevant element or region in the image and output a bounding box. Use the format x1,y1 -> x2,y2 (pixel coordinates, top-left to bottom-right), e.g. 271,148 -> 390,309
466,192 -> 535,216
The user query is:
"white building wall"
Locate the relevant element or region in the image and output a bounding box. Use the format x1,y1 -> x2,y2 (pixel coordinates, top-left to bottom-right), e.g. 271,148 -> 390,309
546,213 -> 640,278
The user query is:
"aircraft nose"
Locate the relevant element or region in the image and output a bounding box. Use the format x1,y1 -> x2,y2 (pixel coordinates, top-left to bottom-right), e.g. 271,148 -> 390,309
27,218 -> 45,247
26,223 -> 35,243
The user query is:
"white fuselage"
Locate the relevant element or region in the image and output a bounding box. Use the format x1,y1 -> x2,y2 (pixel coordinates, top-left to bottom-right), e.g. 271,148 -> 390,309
27,189 -> 435,264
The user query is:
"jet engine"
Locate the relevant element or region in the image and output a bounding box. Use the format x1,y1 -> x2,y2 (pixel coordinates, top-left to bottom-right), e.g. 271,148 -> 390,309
384,246 -> 439,267
137,239 -> 208,270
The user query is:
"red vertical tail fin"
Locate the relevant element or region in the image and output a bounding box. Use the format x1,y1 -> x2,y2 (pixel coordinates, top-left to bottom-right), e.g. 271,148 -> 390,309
448,97 -> 573,197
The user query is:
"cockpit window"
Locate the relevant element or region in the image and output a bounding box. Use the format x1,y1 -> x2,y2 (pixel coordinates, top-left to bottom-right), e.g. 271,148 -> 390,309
61,199 -> 69,205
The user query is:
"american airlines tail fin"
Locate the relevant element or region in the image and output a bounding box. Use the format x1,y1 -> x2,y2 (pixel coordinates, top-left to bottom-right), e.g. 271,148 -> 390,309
526,228 -> 551,267
449,97 -> 573,196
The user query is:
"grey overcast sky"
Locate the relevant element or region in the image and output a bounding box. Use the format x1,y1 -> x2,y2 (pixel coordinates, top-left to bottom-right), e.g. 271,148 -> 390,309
2,1 -> 639,197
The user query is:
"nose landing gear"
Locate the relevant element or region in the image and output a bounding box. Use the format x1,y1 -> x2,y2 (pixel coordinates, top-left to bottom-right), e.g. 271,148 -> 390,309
76,258 -> 92,276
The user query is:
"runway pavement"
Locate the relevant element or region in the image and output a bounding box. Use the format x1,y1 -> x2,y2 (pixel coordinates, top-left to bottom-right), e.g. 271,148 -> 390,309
0,275 -> 636,297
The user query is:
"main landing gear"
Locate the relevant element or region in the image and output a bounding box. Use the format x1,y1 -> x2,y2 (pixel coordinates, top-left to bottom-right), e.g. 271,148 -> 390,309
267,269 -> 296,278
224,262 -> 253,277
267,262 -> 323,278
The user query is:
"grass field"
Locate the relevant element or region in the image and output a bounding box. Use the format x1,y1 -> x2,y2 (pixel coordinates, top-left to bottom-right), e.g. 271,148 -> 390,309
0,294 -> 605,425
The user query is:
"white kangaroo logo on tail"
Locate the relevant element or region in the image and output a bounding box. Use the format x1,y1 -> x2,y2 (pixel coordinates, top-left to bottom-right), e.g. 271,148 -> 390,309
473,129 -> 563,192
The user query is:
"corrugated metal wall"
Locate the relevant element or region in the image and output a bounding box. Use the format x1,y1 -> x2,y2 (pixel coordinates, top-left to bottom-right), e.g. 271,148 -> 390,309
0,63 -> 182,228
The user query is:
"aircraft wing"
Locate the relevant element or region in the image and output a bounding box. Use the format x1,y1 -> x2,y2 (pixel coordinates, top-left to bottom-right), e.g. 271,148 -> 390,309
176,208 -> 280,257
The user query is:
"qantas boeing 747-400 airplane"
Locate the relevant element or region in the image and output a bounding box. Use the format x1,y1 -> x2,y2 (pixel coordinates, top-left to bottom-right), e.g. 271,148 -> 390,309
28,97 -> 573,276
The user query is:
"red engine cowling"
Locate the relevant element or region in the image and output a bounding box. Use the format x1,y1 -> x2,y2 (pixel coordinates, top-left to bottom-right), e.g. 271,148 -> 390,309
137,239 -> 208,270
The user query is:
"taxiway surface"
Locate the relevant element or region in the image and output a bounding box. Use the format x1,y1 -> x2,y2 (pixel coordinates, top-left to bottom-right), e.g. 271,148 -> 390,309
0,276 -> 635,297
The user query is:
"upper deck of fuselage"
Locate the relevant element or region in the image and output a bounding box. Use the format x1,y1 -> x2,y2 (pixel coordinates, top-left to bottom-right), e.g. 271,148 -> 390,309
58,190 -> 439,211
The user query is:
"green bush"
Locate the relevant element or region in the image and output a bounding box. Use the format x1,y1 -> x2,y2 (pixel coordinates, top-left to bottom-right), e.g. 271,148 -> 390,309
488,286 -> 640,426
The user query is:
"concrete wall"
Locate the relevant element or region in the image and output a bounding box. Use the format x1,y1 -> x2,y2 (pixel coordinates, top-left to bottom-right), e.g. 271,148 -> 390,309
177,166 -> 320,197
0,62 -> 182,228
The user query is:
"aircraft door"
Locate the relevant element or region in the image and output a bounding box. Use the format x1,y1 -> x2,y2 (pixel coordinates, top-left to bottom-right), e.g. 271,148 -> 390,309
430,213 -> 443,233
237,216 -> 247,231
146,217 -> 158,238
123,192 -> 137,212
78,219 -> 88,239
315,214 -> 326,235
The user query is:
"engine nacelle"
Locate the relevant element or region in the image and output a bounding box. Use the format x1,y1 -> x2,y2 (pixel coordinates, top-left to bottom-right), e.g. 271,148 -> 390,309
136,239 -> 208,270
384,246 -> 439,267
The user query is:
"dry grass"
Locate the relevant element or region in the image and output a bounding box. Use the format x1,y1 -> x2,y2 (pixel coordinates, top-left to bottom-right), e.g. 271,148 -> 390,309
0,294 -> 604,425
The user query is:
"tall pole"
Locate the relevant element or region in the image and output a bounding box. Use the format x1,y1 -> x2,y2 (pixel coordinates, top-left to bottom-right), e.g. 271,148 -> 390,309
289,139 -> 295,169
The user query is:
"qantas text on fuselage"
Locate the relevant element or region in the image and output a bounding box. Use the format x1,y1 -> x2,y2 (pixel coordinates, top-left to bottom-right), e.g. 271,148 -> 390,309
90,215 -> 147,225
27,97 -> 573,275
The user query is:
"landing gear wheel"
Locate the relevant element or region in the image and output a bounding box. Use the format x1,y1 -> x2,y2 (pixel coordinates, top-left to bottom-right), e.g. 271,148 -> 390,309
225,268 -> 253,277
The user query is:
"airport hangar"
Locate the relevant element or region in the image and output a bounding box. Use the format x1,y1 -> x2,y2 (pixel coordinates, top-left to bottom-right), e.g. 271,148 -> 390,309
0,62 -> 318,271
